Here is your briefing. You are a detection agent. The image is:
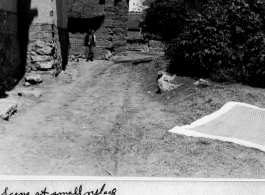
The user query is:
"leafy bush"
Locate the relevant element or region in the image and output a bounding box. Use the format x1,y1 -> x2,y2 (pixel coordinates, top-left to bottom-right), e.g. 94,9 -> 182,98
143,0 -> 265,87
142,0 -> 187,41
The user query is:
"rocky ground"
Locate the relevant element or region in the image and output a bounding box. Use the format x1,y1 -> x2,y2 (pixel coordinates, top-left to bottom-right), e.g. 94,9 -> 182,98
1,52 -> 265,177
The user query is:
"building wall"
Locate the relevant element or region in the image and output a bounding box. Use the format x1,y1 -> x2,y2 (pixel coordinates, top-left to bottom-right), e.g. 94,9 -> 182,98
52,0 -> 69,71
103,0 -> 128,53
26,0 -> 69,75
30,0 -> 53,24
0,0 -> 20,88
126,12 -> 164,53
68,0 -> 129,59
0,0 -> 17,12
0,0 -> 69,89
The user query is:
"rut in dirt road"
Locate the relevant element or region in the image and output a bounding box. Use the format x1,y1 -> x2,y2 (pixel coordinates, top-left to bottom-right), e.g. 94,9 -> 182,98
0,60 -> 140,175
1,56 -> 263,177
89,63 -> 173,176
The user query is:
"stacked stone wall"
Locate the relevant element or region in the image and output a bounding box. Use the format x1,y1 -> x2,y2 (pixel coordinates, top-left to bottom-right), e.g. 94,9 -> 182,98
26,23 -> 56,74
0,0 -> 69,90
0,9 -> 20,88
126,12 -> 164,53
68,0 -> 129,59
26,24 -> 69,75
26,0 -> 69,75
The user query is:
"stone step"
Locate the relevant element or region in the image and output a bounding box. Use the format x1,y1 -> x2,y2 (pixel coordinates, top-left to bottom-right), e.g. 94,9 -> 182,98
112,56 -> 156,64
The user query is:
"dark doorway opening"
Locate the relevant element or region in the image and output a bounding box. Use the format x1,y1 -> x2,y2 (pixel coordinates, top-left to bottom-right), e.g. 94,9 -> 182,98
68,15 -> 105,33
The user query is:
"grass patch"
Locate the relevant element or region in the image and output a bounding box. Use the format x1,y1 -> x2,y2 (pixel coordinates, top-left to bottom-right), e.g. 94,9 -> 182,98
92,56 -> 265,178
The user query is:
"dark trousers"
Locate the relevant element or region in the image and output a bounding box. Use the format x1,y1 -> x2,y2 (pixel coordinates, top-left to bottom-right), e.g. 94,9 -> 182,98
85,45 -> 94,60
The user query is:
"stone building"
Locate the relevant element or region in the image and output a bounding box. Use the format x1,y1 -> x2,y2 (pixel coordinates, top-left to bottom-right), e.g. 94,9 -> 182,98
127,11 -> 164,53
21,0 -> 69,75
0,0 -> 20,89
127,12 -> 144,48
68,0 -> 129,59
0,0 -> 68,90
0,0 -> 130,90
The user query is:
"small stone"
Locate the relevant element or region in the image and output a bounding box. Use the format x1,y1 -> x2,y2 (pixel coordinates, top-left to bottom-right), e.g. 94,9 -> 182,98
18,89 -> 42,99
46,42 -> 53,46
35,40 -> 45,48
31,55 -> 50,62
38,61 -> 54,70
24,82 -> 31,86
36,46 -> 53,55
25,74 -> 43,84
30,51 -> 38,56
105,50 -> 113,60
194,79 -> 210,88
0,99 -> 18,120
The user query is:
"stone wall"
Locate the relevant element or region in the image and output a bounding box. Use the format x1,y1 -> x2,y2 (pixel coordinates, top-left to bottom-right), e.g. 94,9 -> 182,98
0,0 -> 20,89
52,0 -> 69,72
0,0 -> 69,90
127,12 -> 164,53
53,27 -> 69,72
26,0 -> 69,75
27,24 -> 55,73
68,0 -> 129,59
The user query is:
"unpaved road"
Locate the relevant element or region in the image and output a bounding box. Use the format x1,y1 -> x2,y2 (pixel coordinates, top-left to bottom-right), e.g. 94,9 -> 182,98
2,55 -> 265,178
0,57 -> 172,176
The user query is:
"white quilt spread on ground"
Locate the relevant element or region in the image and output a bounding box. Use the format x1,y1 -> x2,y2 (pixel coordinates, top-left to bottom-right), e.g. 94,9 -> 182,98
169,102 -> 265,152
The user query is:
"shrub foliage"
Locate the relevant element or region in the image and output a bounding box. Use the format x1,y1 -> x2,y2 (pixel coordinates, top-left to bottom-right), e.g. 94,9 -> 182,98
143,0 -> 265,87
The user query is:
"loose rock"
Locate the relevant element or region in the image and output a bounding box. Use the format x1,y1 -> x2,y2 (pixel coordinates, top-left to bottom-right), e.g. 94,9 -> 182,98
24,82 -> 31,87
0,99 -> 18,120
157,71 -> 181,92
194,79 -> 210,88
25,74 -> 43,84
105,50 -> 113,60
31,51 -> 38,56
18,89 -> 42,99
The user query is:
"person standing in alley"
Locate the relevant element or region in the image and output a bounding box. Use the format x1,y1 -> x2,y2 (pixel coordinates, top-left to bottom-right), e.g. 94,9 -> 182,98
84,29 -> 95,61
92,29 -> 96,47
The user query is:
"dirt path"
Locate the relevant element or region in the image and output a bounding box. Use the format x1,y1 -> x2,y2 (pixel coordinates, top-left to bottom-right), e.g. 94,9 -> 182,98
0,57 -> 169,176
1,55 -> 265,177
